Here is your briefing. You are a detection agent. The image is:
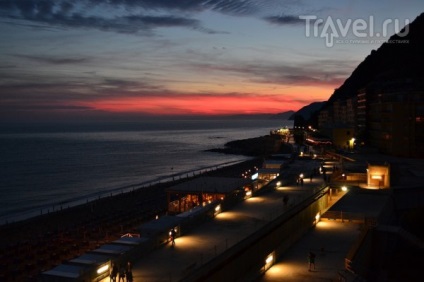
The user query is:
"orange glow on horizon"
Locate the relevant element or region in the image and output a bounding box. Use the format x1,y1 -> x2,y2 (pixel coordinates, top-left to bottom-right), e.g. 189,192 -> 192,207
82,86 -> 331,116
85,95 -> 291,115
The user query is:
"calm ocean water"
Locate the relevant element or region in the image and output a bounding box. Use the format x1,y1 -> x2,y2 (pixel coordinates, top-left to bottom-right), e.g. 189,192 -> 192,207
0,118 -> 292,224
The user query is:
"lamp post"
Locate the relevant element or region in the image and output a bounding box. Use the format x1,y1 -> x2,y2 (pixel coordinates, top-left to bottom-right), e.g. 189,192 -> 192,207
349,138 -> 355,151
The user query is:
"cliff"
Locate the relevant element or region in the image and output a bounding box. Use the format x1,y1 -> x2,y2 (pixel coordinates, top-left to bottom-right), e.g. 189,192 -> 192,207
326,12 -> 424,104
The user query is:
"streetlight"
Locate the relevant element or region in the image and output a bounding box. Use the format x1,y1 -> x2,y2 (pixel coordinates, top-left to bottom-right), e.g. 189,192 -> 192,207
349,138 -> 355,150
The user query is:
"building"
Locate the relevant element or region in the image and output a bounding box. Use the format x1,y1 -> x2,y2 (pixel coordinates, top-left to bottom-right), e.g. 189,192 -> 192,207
366,162 -> 390,189
317,79 -> 424,158
166,176 -> 252,214
365,79 -> 424,158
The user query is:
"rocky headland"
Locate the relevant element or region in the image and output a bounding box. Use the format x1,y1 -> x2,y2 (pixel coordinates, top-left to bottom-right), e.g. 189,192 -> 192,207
206,134 -> 293,156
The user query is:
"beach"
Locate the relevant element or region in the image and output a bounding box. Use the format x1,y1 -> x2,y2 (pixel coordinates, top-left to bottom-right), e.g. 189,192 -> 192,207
0,157 -> 263,281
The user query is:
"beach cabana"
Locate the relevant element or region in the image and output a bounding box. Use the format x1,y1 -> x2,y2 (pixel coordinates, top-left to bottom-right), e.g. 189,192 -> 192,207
138,215 -> 183,246
257,168 -> 280,181
67,253 -> 111,281
111,236 -> 152,260
89,243 -> 133,266
40,263 -> 90,281
166,176 -> 251,214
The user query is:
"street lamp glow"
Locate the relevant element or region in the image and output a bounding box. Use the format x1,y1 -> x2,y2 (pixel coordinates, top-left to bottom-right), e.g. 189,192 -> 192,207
341,186 -> 348,192
264,252 -> 275,271
266,255 -> 274,264
315,212 -> 320,222
97,264 -> 109,274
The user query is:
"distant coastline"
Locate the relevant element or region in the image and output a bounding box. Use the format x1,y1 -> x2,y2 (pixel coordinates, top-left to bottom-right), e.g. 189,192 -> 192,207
206,134 -> 293,156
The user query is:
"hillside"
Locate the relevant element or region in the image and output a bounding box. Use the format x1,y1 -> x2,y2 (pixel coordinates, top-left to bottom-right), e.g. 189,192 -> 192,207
325,12 -> 424,105
288,102 -> 326,121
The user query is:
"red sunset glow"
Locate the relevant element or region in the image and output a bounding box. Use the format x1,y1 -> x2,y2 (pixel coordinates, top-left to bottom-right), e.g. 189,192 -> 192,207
85,94 -> 307,115
81,85 -> 333,116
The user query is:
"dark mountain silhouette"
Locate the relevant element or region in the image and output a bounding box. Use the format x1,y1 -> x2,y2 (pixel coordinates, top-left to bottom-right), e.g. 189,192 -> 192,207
270,110 -> 296,120
288,102 -> 326,121
324,12 -> 424,106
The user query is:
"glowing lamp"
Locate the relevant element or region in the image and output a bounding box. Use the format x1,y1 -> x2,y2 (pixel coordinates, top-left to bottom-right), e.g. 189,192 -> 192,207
266,255 -> 273,264
315,212 -> 320,222
97,264 -> 109,274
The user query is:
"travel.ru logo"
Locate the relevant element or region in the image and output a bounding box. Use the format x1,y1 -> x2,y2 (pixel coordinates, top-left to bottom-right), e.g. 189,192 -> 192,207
299,15 -> 410,47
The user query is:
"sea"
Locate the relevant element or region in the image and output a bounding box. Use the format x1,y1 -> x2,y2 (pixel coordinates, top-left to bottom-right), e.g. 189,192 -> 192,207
0,118 -> 292,225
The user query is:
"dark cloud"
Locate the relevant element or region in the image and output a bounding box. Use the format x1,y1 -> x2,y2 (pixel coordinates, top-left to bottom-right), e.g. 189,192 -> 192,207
0,0 -> 219,34
190,59 -> 353,87
0,0 -> 305,34
0,77 -> 167,104
12,54 -> 89,65
0,104 -> 92,111
264,15 -> 305,25
99,78 -> 163,94
94,0 -> 258,15
127,15 -> 197,28
50,14 -> 200,34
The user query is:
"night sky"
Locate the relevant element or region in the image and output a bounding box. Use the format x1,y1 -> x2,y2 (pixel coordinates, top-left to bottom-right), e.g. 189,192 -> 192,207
0,0 -> 422,121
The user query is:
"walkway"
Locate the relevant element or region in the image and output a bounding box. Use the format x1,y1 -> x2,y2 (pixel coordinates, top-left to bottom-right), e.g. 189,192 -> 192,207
101,159 -> 347,281
259,220 -> 360,281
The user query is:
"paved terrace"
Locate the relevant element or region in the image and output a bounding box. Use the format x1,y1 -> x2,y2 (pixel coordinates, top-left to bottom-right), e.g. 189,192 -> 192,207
100,158 -> 353,282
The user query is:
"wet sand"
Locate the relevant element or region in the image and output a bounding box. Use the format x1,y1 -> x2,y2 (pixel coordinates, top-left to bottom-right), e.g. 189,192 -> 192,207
0,158 -> 262,281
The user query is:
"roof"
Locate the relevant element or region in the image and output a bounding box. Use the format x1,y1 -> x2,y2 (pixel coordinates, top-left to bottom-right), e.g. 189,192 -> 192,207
166,176 -> 251,194
112,236 -> 149,246
329,188 -> 390,217
90,244 -> 132,255
42,264 -> 86,278
139,215 -> 183,235
69,253 -> 110,265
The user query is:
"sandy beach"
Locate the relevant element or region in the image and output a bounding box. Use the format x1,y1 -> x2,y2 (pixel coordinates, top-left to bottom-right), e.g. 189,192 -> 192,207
0,157 -> 262,281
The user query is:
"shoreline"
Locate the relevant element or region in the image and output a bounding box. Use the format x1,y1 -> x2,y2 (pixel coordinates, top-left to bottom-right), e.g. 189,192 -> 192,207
0,157 -> 263,280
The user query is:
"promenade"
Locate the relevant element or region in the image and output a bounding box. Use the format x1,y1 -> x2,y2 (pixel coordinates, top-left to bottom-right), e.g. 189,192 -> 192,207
260,220 -> 360,281
101,158 -> 355,282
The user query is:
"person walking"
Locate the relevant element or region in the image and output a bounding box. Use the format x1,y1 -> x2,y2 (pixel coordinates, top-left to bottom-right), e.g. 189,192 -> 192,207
118,264 -> 126,282
110,262 -> 118,282
308,251 -> 316,271
170,228 -> 176,246
126,261 -> 133,282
